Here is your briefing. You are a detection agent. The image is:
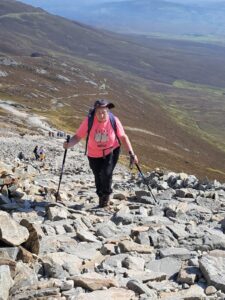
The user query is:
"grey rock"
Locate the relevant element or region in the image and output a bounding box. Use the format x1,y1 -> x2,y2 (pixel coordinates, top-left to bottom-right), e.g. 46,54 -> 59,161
96,221 -> 119,238
38,235 -> 78,255
70,272 -> 119,291
183,175 -> 198,188
0,211 -> 29,246
145,257 -> 182,279
0,265 -> 14,300
159,248 -> 192,260
111,205 -> 134,225
11,287 -> 61,300
158,182 -> 169,190
0,247 -> 19,260
135,231 -> 151,246
135,190 -> 152,198
149,226 -> 179,249
76,229 -> 98,243
175,188 -> 197,198
202,229 -> 225,251
147,280 -> 179,292
41,252 -> 82,278
41,224 -> 56,236
73,218 -> 89,232
196,196 -> 221,212
62,287 -> 84,299
199,253 -> 225,292
60,279 -> 74,291
10,262 -> 38,295
166,224 -> 189,239
177,266 -> 200,285
47,206 -> 68,221
125,270 -> 167,283
75,287 -> 135,300
113,193 -> 126,200
54,224 -> 66,235
155,283 -> 207,299
67,242 -> 101,260
205,285 -> 217,295
122,256 -> 145,271
119,240 -> 153,253
127,279 -> 157,298
103,254 -> 128,269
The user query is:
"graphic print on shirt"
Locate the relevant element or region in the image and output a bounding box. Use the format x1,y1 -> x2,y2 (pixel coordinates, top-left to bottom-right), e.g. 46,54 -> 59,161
94,129 -> 109,147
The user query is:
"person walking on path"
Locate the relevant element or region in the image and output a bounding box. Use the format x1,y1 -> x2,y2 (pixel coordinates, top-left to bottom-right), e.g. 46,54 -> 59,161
38,146 -> 46,161
33,145 -> 39,160
63,99 -> 138,208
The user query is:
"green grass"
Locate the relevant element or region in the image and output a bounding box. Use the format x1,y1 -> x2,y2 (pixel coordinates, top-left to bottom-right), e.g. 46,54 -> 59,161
173,80 -> 225,96
206,167 -> 225,176
165,103 -> 225,153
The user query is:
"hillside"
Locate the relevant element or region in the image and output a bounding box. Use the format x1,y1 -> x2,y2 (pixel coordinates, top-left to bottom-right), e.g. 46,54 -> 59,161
0,0 -> 225,181
19,0 -> 225,37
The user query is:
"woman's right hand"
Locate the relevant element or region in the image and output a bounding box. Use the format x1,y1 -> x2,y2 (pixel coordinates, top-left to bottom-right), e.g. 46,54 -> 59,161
63,141 -> 70,149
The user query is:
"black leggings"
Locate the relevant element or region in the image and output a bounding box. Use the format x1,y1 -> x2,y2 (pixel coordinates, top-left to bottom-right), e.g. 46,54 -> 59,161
88,147 -> 120,197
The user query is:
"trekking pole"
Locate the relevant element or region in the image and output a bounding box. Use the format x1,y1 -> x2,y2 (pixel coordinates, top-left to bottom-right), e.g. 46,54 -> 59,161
135,163 -> 158,204
55,135 -> 70,202
129,153 -> 157,204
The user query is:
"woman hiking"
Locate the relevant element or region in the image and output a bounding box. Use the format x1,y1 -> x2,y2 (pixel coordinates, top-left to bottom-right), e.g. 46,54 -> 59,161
63,99 -> 138,208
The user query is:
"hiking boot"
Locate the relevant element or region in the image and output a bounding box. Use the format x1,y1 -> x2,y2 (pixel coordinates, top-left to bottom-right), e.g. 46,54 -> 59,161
98,196 -> 104,208
101,195 -> 110,207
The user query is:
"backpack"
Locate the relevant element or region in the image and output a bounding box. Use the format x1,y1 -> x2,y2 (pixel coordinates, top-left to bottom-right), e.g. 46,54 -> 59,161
85,109 -> 121,155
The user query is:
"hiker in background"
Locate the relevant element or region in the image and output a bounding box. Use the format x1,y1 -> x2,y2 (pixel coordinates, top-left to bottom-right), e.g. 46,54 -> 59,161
18,151 -> 25,161
33,145 -> 39,160
63,99 -> 138,208
38,146 -> 46,161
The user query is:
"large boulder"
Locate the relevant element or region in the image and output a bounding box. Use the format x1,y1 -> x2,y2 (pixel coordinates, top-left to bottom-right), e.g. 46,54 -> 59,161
0,211 -> 29,246
199,251 -> 225,292
41,252 -> 82,278
145,257 -> 182,279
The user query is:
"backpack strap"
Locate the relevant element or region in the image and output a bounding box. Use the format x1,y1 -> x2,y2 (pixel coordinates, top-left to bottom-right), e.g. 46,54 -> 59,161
85,110 -> 121,156
85,109 -> 95,155
109,112 -> 121,147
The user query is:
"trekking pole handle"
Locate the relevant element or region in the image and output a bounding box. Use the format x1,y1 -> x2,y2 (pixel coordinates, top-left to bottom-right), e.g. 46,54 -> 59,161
66,135 -> 70,143
129,151 -> 135,169
62,135 -> 70,165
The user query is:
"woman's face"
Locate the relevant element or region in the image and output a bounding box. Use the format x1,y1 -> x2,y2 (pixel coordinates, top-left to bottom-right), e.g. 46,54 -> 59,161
95,107 -> 108,122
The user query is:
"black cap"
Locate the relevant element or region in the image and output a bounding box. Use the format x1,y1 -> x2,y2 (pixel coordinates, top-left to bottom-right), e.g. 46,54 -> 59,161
94,99 -> 115,109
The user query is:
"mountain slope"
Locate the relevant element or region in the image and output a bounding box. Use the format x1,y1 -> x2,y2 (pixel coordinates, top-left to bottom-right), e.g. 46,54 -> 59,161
19,0 -> 225,37
1,0 -> 225,181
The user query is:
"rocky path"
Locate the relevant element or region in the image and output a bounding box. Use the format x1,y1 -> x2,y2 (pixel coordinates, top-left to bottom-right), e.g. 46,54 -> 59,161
0,100 -> 53,132
1,131 -> 225,300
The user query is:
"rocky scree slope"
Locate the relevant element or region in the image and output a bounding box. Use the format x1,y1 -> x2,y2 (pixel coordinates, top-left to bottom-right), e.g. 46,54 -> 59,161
0,131 -> 225,299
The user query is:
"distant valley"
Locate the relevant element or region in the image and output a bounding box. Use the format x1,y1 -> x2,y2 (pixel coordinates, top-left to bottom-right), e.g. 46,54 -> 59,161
20,0 -> 225,39
1,0 -> 225,181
